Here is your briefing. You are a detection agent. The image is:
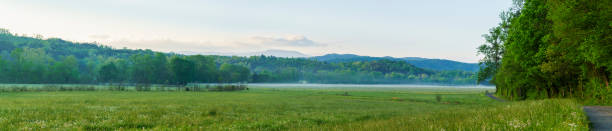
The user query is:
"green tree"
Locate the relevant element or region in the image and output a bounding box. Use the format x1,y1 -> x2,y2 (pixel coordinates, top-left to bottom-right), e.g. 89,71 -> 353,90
130,54 -> 155,85
188,55 -> 217,83
113,59 -> 130,83
476,0 -> 522,84
219,63 -> 250,83
488,0 -> 611,103
9,48 -> 50,83
0,40 -> 16,52
171,57 -> 196,85
151,53 -> 170,84
99,62 -> 119,83
546,0 -> 611,101
0,56 -> 5,82
49,56 -> 80,83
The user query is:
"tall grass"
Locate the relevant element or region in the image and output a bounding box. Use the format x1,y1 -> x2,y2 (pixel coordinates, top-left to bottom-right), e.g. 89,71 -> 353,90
0,85 -> 589,130
311,99 -> 588,130
0,84 -> 247,92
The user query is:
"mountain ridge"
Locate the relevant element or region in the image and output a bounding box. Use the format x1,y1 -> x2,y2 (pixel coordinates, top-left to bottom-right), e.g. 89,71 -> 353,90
177,50 -> 479,72
311,53 -> 479,72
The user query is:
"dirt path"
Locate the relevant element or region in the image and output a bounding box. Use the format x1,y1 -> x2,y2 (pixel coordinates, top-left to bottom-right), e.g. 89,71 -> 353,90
584,106 -> 612,131
486,93 -> 505,102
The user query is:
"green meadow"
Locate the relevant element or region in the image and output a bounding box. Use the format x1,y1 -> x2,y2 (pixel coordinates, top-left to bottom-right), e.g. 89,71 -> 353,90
0,84 -> 589,130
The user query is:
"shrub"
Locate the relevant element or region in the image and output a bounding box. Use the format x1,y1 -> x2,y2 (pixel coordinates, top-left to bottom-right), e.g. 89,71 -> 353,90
436,94 -> 442,102
111,85 -> 126,91
208,109 -> 217,116
207,84 -> 247,91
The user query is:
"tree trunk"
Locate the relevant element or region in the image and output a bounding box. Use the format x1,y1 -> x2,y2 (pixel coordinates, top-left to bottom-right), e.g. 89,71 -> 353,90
603,69 -> 609,88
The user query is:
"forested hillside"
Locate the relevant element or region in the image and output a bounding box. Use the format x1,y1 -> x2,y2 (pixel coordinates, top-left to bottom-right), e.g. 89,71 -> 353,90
0,29 -> 477,85
0,29 -> 248,85
312,54 -> 479,72
213,56 -> 476,84
478,0 -> 611,104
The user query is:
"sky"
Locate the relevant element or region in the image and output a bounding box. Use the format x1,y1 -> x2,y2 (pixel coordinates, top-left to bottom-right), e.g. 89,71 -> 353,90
0,0 -> 512,63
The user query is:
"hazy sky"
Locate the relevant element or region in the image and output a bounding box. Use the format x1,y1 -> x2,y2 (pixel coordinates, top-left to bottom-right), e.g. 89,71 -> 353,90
0,0 -> 512,63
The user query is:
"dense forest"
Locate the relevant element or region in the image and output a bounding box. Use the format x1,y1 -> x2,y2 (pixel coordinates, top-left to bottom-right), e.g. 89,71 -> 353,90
0,29 -> 477,85
213,56 -> 476,84
478,0 -> 611,104
0,29 -> 248,85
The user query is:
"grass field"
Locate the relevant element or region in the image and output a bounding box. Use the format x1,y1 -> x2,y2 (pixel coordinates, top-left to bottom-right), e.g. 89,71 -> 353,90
0,84 -> 589,130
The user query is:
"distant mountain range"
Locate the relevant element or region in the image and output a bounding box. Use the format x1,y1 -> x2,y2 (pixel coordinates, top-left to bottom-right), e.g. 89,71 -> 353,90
311,54 -> 479,72
178,50 -> 479,72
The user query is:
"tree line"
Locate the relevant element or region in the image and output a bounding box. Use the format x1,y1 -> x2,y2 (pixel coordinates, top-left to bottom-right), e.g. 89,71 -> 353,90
217,56 -> 477,84
477,0 -> 611,104
0,29 -> 477,85
0,30 -> 249,85
0,48 -> 250,85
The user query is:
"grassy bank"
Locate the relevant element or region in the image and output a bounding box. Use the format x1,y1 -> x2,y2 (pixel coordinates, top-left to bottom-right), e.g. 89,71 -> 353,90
0,85 -> 589,130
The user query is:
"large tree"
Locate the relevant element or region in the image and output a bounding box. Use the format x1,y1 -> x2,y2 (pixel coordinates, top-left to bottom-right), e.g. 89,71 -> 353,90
151,53 -> 170,84
129,54 -> 156,85
484,0 -> 611,103
188,55 -> 217,83
9,48 -> 50,83
99,62 -> 119,83
219,63 -> 250,83
49,55 -> 80,83
476,0 -> 522,84
171,57 -> 196,86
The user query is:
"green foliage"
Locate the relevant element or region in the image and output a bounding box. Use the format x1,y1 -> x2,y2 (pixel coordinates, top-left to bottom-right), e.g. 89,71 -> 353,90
8,47 -> 50,83
219,63 -> 250,83
0,32 -> 249,85
187,55 -> 217,83
151,53 -> 171,84
98,62 -> 119,83
312,54 -> 480,72
49,56 -> 80,83
0,56 -> 5,80
130,54 -> 156,84
170,57 -> 196,85
218,55 -> 477,84
477,0 -> 522,85
480,0 -> 612,104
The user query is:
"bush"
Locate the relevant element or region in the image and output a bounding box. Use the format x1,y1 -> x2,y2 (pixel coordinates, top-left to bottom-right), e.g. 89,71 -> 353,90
111,85 -> 126,91
208,109 -> 217,116
207,84 -> 248,92
0,84 -> 249,92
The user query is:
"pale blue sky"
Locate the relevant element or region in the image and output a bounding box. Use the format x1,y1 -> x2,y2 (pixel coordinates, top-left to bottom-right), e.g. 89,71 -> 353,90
0,0 -> 512,62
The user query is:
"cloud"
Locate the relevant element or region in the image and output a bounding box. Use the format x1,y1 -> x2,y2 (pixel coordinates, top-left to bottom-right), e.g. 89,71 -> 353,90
104,35 -> 329,55
247,35 -> 325,47
88,34 -> 110,40
109,39 -> 244,53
